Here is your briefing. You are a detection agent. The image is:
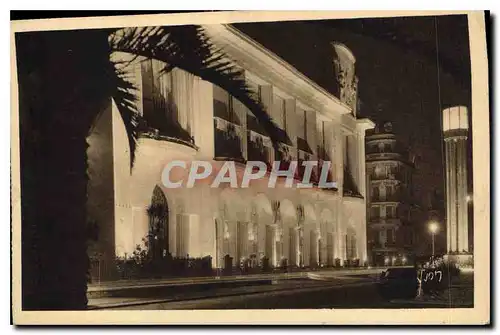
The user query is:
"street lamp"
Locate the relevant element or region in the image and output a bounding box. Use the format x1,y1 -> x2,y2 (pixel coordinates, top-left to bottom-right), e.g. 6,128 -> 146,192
428,221 -> 439,258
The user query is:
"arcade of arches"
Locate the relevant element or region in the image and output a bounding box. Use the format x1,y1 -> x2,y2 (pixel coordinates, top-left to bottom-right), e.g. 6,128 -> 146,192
128,184 -> 366,269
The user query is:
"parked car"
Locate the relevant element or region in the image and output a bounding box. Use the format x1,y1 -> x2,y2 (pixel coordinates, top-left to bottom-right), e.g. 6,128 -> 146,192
377,267 -> 419,300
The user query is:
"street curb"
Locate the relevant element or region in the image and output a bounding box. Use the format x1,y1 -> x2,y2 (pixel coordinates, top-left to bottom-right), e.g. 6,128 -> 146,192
87,278 -> 277,299
87,273 -> 308,293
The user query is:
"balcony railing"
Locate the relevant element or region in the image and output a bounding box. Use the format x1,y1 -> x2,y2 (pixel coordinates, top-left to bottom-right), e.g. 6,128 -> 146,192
214,117 -> 245,162
246,114 -> 267,136
369,216 -> 400,224
213,100 -> 242,126
371,241 -> 401,250
247,133 -> 272,171
138,121 -> 196,148
365,145 -> 408,156
370,172 -> 404,181
141,90 -> 196,146
366,152 -> 403,160
371,194 -> 401,203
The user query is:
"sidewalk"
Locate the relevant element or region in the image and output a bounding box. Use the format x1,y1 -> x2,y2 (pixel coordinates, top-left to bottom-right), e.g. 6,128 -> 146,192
88,274 -> 371,310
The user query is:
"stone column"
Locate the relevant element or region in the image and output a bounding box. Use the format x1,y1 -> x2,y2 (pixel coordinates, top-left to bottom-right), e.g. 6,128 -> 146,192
319,222 -> 328,266
282,221 -> 291,265
309,229 -> 320,266
327,231 -> 334,266
265,224 -> 275,266
214,218 -> 223,268
338,227 -> 347,264
257,215 -> 267,258
176,213 -> 191,257
186,214 -> 201,257
236,221 -> 249,263
291,227 -> 297,267
303,225 -> 311,267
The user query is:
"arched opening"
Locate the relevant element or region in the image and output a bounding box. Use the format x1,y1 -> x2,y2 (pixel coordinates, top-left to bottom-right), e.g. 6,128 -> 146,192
147,186 -> 169,260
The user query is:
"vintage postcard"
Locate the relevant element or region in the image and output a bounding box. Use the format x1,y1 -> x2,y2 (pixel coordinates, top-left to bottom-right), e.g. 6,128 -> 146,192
10,10 -> 490,325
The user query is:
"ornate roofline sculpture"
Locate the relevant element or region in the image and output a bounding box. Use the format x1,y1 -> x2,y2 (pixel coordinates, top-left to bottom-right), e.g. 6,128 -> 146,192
332,42 -> 358,116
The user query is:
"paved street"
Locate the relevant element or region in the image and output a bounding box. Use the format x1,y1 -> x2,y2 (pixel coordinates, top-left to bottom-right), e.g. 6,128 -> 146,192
97,272 -> 473,310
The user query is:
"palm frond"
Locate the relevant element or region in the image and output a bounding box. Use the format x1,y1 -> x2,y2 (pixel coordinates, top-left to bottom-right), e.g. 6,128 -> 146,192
109,25 -> 284,150
107,57 -> 140,170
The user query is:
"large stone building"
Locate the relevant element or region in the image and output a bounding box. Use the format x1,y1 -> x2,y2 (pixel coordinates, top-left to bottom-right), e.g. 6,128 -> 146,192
365,122 -> 418,266
87,24 -> 374,279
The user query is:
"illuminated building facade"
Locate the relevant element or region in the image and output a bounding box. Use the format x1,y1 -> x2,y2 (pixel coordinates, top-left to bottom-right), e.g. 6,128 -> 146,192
86,24 -> 374,280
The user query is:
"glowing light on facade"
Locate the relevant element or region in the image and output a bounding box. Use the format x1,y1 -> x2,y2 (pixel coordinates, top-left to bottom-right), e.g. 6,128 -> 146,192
442,106 -> 469,132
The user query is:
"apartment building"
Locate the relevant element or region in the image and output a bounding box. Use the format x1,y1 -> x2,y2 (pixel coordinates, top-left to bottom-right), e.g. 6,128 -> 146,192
365,122 -> 417,266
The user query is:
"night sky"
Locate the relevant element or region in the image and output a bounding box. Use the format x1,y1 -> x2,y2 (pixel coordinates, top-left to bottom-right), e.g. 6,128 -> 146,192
234,14 -> 473,213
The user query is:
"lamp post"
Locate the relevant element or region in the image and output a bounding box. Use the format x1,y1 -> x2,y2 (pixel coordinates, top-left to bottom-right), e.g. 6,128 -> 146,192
442,106 -> 469,254
428,221 -> 439,259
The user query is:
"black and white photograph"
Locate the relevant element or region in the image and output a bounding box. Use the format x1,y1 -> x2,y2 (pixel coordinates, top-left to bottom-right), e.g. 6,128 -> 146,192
10,10 -> 490,325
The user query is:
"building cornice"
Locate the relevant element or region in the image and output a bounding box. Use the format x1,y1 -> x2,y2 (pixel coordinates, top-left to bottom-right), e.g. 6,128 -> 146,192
366,158 -> 415,167
356,118 -> 376,132
341,114 -> 357,134
366,133 -> 397,142
202,24 -> 352,120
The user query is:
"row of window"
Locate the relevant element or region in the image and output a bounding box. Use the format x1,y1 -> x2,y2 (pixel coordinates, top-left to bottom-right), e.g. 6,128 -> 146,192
213,83 -> 330,157
212,79 -> 339,186
372,229 -> 415,248
139,58 -> 340,163
378,229 -> 397,245
370,184 -> 401,200
367,142 -> 395,154
138,59 -> 352,189
370,205 -> 397,219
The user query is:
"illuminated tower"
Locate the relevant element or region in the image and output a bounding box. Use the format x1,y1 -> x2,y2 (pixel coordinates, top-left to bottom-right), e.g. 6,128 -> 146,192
442,106 -> 469,254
